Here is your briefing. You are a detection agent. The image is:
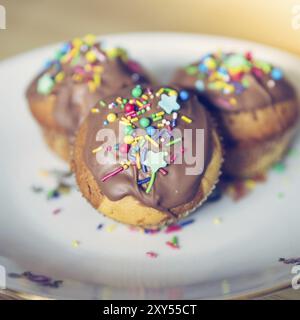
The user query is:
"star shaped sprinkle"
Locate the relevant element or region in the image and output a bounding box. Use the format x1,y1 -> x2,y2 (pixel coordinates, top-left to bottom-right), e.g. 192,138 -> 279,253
142,150 -> 167,173
158,94 -> 181,114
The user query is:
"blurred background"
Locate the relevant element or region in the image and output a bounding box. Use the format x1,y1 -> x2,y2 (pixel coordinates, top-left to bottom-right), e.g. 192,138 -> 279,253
0,0 -> 299,300
0,0 -> 300,60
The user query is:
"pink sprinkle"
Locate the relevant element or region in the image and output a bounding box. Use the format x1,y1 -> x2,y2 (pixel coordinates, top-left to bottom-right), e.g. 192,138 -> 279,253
181,147 -> 185,154
166,241 -> 179,249
170,154 -> 177,163
146,251 -> 158,258
52,208 -> 62,215
106,146 -> 112,152
165,225 -> 182,233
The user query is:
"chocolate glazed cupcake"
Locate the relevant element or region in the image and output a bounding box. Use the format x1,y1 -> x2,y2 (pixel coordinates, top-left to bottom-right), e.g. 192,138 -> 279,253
172,52 -> 299,178
73,85 -> 223,228
26,34 -> 151,162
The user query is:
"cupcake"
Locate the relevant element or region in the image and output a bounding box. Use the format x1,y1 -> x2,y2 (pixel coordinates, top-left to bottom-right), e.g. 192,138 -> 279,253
172,52 -> 299,178
73,85 -> 223,228
26,34 -> 151,161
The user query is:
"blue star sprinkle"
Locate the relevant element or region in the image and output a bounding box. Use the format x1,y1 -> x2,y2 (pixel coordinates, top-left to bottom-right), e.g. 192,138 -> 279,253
158,94 -> 181,114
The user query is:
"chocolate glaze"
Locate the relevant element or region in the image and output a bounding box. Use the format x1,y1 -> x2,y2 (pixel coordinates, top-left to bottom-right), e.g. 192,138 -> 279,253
26,43 -> 150,138
82,86 -> 214,213
172,56 -> 297,113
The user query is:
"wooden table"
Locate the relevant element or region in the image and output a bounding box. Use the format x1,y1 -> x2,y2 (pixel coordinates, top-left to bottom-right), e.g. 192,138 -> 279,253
0,0 -> 299,300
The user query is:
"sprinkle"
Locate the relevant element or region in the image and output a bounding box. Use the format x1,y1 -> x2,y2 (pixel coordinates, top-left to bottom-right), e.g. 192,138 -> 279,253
145,135 -> 159,148
136,151 -> 141,170
97,224 -> 103,230
195,79 -> 205,91
166,236 -> 180,249
137,177 -> 151,185
107,113 -> 117,123
72,240 -> 80,248
158,94 -> 181,114
272,162 -> 286,173
91,108 -> 100,113
271,68 -> 283,80
165,225 -> 182,233
139,117 -> 151,128
146,172 -> 156,193
146,126 -> 156,136
146,251 -> 158,258
92,145 -> 103,154
106,224 -> 117,232
37,74 -> 54,95
179,90 -> 190,101
165,137 -> 182,147
159,168 -> 168,176
181,115 -> 192,124
213,217 -> 222,225
152,116 -> 163,122
179,219 -> 195,227
52,208 -> 62,215
124,135 -> 134,144
101,165 -> 128,182
131,85 -> 142,98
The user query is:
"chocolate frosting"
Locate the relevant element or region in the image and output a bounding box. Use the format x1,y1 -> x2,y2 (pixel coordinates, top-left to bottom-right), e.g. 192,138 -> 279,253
172,52 -> 297,113
26,39 -> 150,138
82,85 -> 213,213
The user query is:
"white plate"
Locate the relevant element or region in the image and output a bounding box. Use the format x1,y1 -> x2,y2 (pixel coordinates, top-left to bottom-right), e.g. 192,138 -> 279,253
0,32 -> 300,300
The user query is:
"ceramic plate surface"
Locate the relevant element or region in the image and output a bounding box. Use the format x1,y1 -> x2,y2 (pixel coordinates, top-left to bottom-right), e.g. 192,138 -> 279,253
0,33 -> 300,300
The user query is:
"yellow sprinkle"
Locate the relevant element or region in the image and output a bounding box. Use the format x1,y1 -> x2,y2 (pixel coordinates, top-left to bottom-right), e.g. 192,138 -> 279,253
136,152 -> 141,170
116,97 -> 123,104
245,179 -> 256,190
72,38 -> 83,48
157,123 -> 164,128
85,51 -> 97,63
213,217 -> 222,225
168,90 -> 177,96
181,115 -> 192,124
136,100 -> 143,107
106,224 -> 117,232
91,108 -> 100,113
156,88 -> 164,96
155,111 -> 165,117
121,117 -> 131,124
130,117 -> 138,122
72,240 -> 80,248
88,81 -> 97,92
83,34 -> 96,46
92,145 -> 103,154
55,72 -> 65,83
93,74 -> 101,87
145,135 -> 159,148
141,94 -> 149,100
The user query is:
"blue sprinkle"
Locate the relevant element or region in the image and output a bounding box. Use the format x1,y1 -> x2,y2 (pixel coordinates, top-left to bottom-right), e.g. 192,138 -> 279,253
97,224 -> 103,230
198,64 -> 208,73
179,219 -> 195,227
271,68 -> 283,81
60,43 -> 71,54
171,119 -> 177,127
137,177 -> 151,185
146,126 -> 156,136
179,90 -> 190,101
103,120 -> 109,125
195,80 -> 205,92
